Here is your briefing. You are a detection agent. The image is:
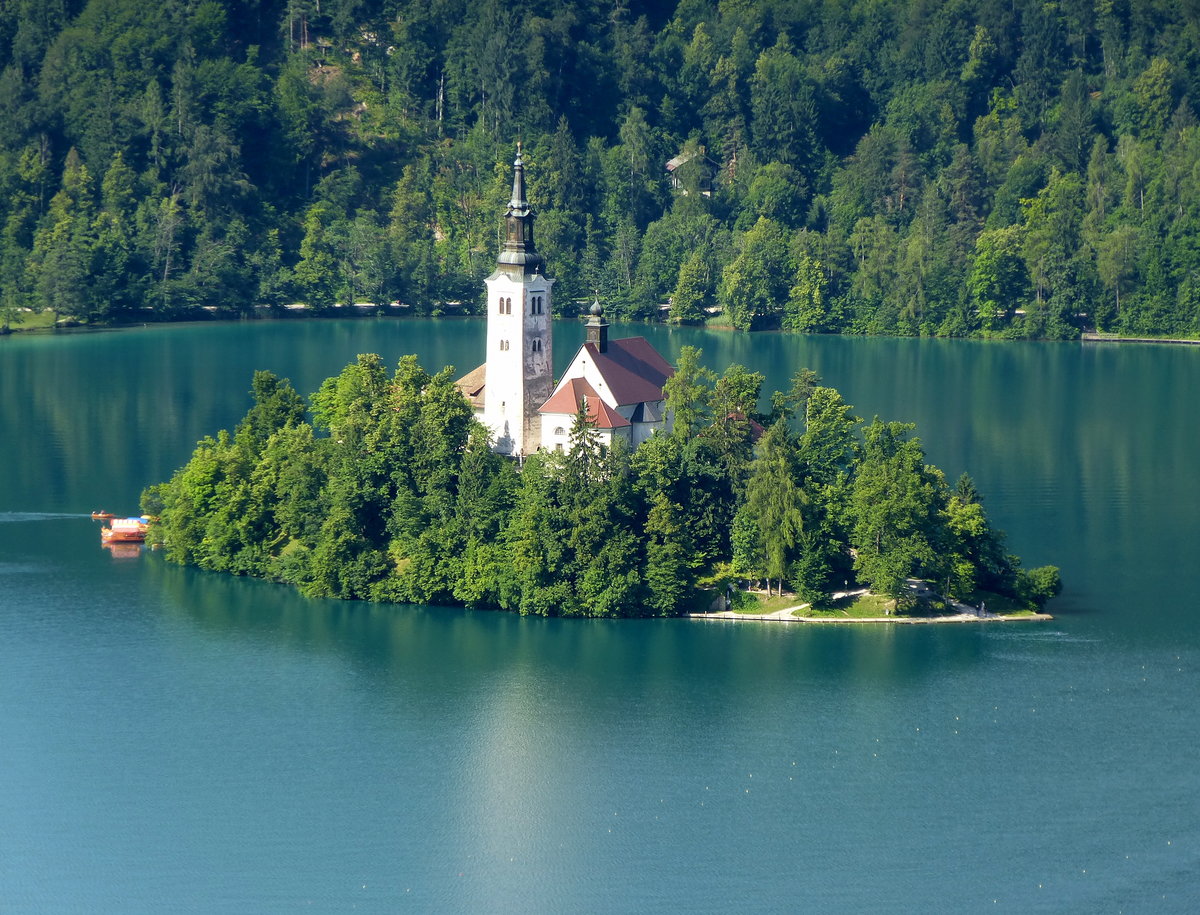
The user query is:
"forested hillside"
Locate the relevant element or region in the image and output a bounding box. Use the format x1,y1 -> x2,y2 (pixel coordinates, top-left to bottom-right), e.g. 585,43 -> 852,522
3,0 -> 1199,338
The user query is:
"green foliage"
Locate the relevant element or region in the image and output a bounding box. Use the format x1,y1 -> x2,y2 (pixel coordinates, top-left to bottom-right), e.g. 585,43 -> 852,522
718,216 -> 792,330
0,0 -> 1198,335
850,420 -> 947,605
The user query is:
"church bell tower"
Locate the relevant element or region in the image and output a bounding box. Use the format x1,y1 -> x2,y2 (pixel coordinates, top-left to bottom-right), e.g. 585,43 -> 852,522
482,145 -> 554,455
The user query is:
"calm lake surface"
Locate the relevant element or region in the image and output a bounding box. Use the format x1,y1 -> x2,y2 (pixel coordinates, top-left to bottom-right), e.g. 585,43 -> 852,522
2,318 -> 1197,912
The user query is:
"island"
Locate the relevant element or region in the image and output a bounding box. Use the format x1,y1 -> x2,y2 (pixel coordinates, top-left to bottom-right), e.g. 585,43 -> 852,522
141,348 -> 1060,620
142,155 -> 1060,620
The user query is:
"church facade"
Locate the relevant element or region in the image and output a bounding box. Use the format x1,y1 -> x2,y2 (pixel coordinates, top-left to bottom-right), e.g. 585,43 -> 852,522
457,148 -> 673,456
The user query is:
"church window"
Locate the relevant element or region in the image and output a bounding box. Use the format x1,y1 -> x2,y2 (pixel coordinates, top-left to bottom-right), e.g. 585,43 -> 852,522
498,298 -> 504,314
531,338 -> 542,353
505,297 -> 512,314
554,426 -> 565,436
499,339 -> 510,351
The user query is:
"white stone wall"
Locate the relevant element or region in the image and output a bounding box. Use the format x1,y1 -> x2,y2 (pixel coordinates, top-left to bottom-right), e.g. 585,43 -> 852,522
540,413 -> 627,452
557,350 -> 612,406
482,271 -> 554,455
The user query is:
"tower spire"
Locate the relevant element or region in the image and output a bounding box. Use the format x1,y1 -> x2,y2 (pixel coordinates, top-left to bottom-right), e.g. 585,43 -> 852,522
498,143 -> 543,275
509,141 -> 529,213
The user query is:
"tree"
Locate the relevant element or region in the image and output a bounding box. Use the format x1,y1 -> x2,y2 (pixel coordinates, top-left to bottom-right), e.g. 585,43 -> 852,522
968,226 -> 1029,331
750,37 -> 820,187
1096,224 -> 1140,321
293,204 -> 338,308
718,216 -> 791,330
741,423 -> 804,596
670,248 -> 710,323
42,178 -> 104,316
850,420 -> 945,607
662,345 -> 715,438
783,254 -> 828,332
236,371 -> 306,451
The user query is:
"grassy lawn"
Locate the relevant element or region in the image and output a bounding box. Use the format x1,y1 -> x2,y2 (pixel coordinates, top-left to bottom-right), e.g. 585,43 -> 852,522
797,591 -> 899,618
794,588 -> 1041,619
730,590 -> 805,615
700,583 -> 1044,620
5,310 -> 59,331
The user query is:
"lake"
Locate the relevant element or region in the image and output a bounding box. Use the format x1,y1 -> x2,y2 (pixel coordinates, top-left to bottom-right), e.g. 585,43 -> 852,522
2,318 -> 1198,912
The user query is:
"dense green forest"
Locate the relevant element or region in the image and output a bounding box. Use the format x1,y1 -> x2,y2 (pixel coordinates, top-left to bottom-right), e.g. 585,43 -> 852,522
3,0 -> 1200,338
143,350 -> 1061,616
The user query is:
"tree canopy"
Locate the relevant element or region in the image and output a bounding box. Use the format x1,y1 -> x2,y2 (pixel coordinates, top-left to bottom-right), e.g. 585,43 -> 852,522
3,1 -> 1200,338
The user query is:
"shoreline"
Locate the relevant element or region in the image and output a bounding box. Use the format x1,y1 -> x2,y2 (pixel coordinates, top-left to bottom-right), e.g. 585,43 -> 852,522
688,609 -> 1054,624
9,310 -> 1193,349
1081,332 -> 1200,346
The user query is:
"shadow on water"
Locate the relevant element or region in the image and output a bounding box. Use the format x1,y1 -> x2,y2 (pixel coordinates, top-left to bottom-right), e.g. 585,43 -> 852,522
141,550 -> 1006,701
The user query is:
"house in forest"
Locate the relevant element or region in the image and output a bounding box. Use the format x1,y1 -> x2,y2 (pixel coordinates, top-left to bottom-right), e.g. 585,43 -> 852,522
665,146 -> 719,196
456,147 -> 673,456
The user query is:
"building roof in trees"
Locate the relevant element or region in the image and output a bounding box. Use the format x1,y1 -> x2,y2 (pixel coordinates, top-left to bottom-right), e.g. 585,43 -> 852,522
454,363 -> 487,410
540,377 -> 631,429
577,337 -> 674,406
723,411 -> 766,442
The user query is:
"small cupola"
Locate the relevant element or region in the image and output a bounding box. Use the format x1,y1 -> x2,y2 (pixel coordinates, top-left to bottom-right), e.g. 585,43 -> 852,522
585,295 -> 608,353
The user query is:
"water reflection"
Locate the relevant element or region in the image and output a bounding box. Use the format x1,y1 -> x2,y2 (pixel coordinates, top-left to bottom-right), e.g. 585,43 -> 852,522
102,542 -> 142,560
140,548 -> 1009,699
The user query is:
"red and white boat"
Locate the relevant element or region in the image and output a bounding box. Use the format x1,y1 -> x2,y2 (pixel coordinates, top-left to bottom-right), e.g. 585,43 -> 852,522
100,517 -> 148,543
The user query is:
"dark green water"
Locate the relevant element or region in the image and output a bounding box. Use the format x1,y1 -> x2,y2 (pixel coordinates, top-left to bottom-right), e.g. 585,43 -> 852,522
2,319 -> 1197,912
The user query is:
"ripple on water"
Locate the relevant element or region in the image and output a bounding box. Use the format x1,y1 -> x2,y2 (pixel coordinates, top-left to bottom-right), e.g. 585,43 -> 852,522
0,512 -> 91,523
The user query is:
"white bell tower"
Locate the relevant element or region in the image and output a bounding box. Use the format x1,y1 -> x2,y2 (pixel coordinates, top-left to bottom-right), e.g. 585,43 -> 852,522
482,145 -> 554,456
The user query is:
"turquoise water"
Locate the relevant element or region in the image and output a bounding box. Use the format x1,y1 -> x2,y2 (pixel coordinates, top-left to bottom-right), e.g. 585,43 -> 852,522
1,319 -> 1198,912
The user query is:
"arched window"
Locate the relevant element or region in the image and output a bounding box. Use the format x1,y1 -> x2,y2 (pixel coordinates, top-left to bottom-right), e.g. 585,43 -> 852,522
505,297 -> 512,314
498,298 -> 504,314
499,339 -> 509,351
554,426 -> 565,436
531,338 -> 542,353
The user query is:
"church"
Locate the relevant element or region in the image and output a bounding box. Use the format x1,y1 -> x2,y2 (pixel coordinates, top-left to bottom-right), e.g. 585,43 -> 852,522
456,147 -> 674,456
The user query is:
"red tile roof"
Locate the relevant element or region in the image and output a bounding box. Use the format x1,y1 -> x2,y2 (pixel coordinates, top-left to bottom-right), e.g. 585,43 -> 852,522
539,377 -> 631,429
582,337 -> 674,406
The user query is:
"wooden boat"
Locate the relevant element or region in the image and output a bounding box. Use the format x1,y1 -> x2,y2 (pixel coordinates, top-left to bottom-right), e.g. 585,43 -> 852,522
91,511 -> 115,520
100,517 -> 148,543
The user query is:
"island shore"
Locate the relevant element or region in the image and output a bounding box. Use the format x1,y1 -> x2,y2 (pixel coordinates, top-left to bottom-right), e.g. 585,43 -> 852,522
689,610 -> 1052,623
688,602 -> 1053,624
